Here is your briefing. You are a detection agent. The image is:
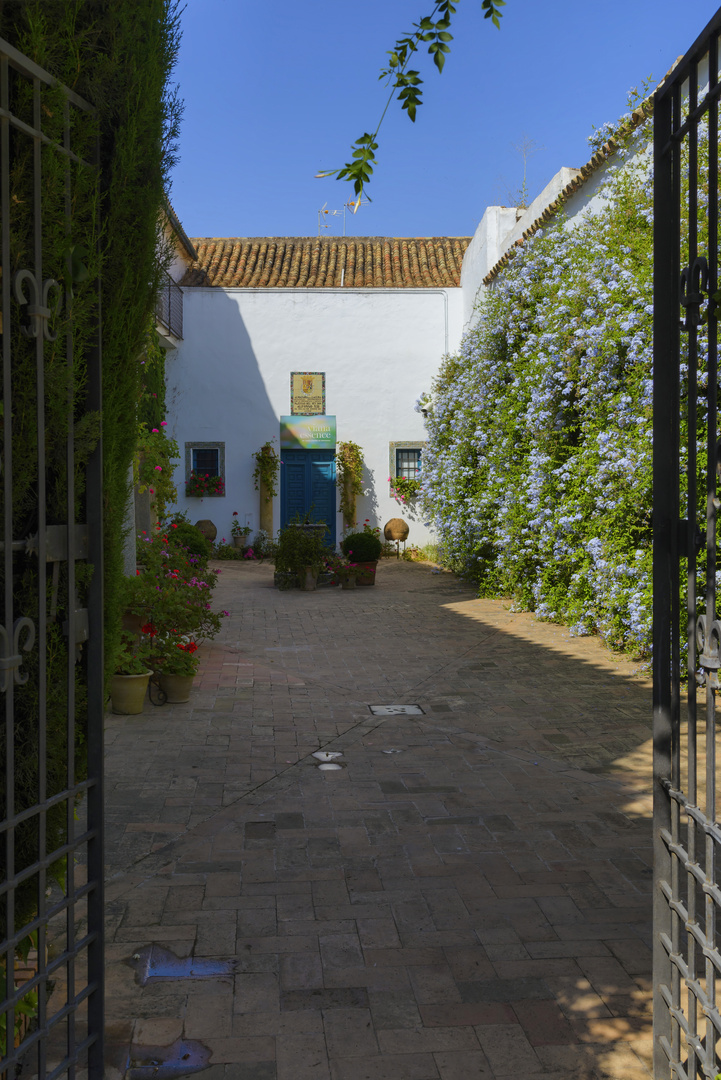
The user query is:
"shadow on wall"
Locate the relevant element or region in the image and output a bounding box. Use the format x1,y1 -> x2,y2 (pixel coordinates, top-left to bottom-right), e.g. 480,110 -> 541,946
165,287 -> 279,533
353,461 -> 379,535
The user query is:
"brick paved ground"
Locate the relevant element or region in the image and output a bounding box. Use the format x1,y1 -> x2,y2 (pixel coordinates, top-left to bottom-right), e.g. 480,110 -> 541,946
102,558 -> 653,1079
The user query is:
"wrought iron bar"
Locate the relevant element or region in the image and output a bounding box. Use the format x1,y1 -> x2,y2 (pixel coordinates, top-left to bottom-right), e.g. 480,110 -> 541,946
654,14 -> 721,1078
0,35 -> 103,1079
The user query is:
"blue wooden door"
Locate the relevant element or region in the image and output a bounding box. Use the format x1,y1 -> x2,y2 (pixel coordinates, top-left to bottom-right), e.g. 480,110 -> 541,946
281,449 -> 336,547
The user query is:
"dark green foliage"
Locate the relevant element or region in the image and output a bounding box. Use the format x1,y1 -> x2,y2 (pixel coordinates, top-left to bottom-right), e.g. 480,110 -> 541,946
139,327 -> 168,430
341,531 -> 383,562
275,526 -> 327,575
169,520 -> 212,565
0,0 -> 182,934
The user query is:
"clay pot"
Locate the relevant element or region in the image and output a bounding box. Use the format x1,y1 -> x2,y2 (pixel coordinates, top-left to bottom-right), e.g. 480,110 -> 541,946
355,561 -> 377,586
341,574 -> 357,590
384,518 -> 409,541
110,671 -> 151,714
194,519 -> 217,542
157,673 -> 195,703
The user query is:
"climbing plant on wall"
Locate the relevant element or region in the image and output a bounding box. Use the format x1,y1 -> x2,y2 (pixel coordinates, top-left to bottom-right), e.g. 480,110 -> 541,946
421,104 -> 656,656
336,441 -> 364,529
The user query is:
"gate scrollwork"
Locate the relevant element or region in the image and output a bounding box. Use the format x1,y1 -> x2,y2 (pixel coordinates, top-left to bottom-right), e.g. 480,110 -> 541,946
695,612 -> 721,688
0,615 -> 36,691
12,268 -> 62,341
680,255 -> 709,329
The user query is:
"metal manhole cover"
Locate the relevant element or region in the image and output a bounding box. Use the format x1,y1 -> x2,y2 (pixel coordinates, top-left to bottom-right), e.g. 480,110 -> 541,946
368,704 -> 424,716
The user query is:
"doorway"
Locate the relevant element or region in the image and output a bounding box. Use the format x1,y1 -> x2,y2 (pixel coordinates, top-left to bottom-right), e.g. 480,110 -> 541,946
280,449 -> 337,547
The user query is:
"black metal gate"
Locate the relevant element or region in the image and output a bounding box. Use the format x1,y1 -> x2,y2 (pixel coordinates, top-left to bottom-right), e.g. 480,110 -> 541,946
654,9 -> 721,1078
0,38 -> 104,1078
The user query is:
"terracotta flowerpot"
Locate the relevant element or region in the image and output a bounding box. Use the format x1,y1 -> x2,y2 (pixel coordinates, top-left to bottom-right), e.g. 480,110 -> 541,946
232,535 -> 245,549
341,574 -> 357,590
355,560 -> 377,586
110,671 -> 151,714
157,672 -> 195,703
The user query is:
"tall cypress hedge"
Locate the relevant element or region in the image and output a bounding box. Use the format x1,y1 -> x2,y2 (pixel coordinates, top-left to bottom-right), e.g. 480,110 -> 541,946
0,0 -> 181,932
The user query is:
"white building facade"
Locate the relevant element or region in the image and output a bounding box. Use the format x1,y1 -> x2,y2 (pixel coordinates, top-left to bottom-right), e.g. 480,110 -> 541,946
165,236 -> 468,547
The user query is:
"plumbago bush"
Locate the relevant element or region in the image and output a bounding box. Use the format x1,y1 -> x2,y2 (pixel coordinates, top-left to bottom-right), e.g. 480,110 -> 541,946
422,112 -> 656,656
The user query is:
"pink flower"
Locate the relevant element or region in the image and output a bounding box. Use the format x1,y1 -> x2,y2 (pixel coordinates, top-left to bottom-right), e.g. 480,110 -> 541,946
161,421 -> 167,426
154,465 -> 162,471
149,488 -> 155,494
152,428 -> 159,433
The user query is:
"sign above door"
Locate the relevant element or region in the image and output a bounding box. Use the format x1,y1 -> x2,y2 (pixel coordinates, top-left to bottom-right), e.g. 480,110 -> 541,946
280,415 -> 336,450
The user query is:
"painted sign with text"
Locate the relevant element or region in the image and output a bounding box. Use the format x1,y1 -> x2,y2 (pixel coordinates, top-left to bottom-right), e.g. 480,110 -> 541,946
290,371 -> 325,415
280,415 -> 336,450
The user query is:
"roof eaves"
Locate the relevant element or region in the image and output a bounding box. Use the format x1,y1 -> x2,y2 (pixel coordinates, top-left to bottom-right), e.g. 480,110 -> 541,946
164,196 -> 198,261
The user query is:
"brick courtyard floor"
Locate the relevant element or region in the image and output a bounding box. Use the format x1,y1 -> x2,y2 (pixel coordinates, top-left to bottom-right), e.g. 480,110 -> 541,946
103,558 -> 654,1080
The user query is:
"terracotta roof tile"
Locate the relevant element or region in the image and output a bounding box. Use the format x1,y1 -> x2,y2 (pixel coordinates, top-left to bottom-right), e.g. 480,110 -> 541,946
181,236 -> 470,288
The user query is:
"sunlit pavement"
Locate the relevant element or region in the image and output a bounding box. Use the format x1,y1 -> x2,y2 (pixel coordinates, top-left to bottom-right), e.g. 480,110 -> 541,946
103,558 -> 653,1079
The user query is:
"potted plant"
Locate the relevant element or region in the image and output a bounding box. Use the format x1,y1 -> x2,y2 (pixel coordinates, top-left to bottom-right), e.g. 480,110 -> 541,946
110,634 -> 153,714
340,529 -> 382,586
230,512 -> 252,550
149,634 -> 199,703
275,519 -> 327,590
325,552 -> 357,590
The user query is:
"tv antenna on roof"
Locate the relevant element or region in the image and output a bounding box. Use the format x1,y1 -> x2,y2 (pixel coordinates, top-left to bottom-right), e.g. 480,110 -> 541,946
317,199 -> 369,237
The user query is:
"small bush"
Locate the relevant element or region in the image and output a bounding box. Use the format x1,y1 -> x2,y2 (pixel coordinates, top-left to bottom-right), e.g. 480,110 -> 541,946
275,525 -> 326,574
169,519 -> 212,564
214,542 -> 245,560
341,531 -> 382,562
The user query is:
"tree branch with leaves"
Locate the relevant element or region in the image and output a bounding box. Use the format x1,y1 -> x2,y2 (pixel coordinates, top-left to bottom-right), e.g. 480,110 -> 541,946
317,0 -> 505,207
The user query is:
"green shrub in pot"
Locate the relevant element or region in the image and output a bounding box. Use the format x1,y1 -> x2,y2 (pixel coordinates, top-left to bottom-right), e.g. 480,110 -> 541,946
340,531 -> 382,563
275,523 -> 327,577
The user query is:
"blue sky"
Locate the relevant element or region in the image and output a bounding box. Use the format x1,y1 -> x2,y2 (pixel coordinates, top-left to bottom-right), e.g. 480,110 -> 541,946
169,0 -> 721,240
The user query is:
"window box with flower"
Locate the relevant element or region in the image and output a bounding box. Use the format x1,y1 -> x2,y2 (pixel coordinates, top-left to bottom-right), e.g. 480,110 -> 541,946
185,470 -> 225,497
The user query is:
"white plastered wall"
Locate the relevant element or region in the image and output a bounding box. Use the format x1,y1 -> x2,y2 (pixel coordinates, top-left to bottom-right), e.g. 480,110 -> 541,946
165,286 -> 464,547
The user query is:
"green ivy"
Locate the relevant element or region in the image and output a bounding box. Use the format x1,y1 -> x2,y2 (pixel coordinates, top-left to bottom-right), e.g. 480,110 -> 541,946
253,440 -> 280,501
336,440 -> 364,527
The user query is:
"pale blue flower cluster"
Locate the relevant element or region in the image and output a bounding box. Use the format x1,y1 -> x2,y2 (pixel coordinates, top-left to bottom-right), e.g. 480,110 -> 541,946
421,115 -> 660,656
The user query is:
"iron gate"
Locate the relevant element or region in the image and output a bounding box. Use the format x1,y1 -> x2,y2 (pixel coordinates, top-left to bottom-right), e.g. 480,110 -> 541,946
0,38 -> 104,1079
654,8 -> 721,1078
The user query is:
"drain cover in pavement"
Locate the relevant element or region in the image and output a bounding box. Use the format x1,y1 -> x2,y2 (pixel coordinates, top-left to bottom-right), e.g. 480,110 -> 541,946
368,704 -> 424,716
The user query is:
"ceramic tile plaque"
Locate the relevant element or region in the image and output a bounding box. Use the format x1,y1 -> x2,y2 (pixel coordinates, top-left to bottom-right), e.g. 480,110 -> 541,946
291,371 -> 325,415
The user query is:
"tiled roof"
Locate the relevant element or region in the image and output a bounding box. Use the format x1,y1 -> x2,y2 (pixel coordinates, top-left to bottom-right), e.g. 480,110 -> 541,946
180,236 -> 470,288
163,196 -> 197,261
483,96 -> 655,284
